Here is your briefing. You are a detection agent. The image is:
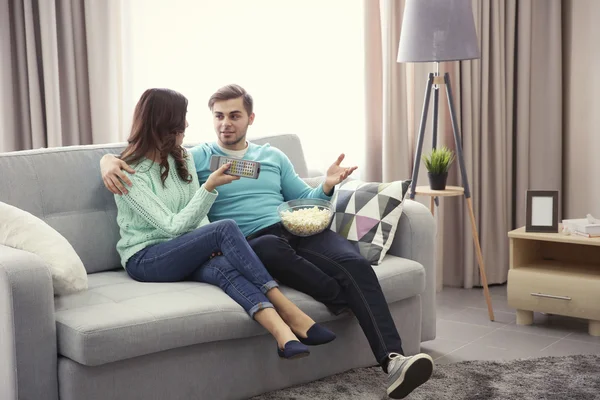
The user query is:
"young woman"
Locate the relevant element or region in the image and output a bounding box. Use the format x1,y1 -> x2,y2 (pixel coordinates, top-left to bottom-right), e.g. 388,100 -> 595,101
113,88 -> 335,359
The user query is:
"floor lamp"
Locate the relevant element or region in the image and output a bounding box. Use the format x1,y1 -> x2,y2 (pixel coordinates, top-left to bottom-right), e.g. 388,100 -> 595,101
397,0 -> 495,321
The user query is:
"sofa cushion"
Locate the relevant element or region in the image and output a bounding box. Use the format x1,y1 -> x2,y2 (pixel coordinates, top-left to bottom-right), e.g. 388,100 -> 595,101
330,179 -> 411,265
54,255 -> 424,366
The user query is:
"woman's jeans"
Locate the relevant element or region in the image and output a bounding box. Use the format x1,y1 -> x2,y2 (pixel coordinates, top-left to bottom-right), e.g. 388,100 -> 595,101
126,219 -> 278,319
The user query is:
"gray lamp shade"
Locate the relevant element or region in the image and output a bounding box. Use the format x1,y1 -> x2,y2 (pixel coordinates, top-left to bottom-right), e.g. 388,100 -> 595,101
397,0 -> 480,63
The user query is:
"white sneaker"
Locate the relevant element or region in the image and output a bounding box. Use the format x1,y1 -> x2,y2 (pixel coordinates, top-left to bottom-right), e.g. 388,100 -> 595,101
386,352 -> 434,399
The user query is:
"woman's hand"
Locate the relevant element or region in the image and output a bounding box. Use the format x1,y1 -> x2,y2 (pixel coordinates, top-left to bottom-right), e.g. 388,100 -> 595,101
204,163 -> 240,192
101,154 -> 136,195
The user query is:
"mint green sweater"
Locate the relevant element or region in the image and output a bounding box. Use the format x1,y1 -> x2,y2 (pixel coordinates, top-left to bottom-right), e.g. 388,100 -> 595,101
114,152 -> 217,267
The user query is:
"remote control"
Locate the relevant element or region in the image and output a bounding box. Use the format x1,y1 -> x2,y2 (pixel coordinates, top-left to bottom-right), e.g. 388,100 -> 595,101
209,155 -> 261,179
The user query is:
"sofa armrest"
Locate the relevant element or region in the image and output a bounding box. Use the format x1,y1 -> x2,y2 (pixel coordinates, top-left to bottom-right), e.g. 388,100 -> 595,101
387,200 -> 437,341
0,245 -> 58,400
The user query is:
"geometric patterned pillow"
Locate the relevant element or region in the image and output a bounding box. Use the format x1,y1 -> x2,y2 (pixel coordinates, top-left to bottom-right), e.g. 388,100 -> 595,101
329,179 -> 411,265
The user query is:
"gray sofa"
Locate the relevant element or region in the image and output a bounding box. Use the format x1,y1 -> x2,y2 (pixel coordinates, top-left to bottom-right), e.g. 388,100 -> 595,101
0,133 -> 436,400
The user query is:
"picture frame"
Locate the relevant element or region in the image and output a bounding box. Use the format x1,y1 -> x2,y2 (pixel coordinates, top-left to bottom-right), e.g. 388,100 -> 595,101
526,190 -> 559,233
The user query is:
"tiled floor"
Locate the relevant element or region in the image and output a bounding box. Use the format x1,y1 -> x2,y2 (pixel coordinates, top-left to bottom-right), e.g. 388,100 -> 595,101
422,284 -> 600,364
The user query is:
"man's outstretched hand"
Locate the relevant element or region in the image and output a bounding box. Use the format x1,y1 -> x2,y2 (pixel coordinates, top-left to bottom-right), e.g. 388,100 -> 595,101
323,153 -> 358,195
100,154 -> 135,195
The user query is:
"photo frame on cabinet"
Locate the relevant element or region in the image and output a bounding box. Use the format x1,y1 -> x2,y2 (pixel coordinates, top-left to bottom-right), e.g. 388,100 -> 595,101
526,190 -> 559,233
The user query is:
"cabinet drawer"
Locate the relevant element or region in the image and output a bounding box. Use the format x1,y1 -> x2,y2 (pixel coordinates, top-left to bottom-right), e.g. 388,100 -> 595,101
507,266 -> 600,320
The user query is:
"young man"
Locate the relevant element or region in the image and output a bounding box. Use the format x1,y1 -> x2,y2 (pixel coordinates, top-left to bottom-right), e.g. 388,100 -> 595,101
100,84 -> 433,399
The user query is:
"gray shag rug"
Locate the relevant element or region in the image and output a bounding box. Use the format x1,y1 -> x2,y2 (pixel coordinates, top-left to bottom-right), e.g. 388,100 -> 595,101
251,355 -> 600,400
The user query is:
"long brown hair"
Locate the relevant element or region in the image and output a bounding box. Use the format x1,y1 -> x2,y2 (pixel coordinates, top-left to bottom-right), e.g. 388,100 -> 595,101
120,88 -> 192,185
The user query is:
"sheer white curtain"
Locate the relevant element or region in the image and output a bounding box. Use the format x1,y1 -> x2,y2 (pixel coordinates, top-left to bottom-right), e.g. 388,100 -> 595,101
126,0 -> 366,173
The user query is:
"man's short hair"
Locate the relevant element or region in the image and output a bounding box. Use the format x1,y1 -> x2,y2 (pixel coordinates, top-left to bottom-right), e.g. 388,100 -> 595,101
208,84 -> 253,115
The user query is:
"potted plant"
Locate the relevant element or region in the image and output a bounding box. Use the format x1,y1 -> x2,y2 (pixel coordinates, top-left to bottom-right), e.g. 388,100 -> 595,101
422,146 -> 455,190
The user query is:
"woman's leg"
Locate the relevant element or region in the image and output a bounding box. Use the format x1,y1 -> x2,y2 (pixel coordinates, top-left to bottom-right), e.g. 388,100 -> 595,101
126,218 -> 270,283
125,221 -> 239,282
126,219 -> 316,353
190,255 -> 301,351
264,288 -> 315,338
206,221 -> 325,339
207,220 -> 279,293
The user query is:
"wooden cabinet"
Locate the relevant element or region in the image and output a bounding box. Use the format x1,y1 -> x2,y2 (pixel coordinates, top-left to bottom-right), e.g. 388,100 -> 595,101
507,226 -> 600,336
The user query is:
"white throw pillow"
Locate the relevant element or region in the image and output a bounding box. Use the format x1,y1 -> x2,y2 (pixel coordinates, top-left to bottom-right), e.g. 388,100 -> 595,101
0,202 -> 88,296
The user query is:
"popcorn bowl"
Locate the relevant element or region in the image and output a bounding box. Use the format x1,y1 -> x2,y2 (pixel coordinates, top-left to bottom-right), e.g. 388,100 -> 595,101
277,199 -> 334,237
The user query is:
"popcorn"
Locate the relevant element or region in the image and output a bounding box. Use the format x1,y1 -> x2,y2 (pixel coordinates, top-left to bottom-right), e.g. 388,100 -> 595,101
280,206 -> 332,236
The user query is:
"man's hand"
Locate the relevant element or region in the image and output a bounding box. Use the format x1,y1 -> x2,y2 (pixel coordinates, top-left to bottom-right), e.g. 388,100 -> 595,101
101,154 -> 135,195
323,153 -> 358,195
204,163 -> 240,192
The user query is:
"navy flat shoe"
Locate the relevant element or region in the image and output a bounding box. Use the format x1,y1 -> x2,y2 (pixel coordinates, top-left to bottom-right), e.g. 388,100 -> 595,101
297,324 -> 336,346
278,340 -> 310,359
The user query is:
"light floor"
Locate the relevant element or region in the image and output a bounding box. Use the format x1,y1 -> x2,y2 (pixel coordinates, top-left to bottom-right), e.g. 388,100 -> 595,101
422,284 -> 600,364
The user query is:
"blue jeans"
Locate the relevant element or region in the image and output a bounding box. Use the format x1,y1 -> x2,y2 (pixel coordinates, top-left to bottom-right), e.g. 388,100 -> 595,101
125,219 -> 278,319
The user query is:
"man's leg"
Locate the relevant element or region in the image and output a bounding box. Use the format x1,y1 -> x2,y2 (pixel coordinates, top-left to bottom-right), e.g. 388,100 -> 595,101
294,229 -> 403,366
249,233 -> 348,314
295,229 -> 433,399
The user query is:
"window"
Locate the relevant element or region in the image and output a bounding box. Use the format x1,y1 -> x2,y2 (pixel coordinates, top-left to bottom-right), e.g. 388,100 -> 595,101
127,0 -> 365,173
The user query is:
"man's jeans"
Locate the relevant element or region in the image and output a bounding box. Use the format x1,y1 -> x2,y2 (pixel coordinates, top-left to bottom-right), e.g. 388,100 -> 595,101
248,223 -> 404,368
126,219 -> 278,318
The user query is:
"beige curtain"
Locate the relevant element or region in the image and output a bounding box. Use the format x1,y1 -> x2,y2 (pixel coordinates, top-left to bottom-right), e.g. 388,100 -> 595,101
562,0 -> 600,219
0,0 -> 130,153
365,0 -> 563,288
364,0 -> 412,183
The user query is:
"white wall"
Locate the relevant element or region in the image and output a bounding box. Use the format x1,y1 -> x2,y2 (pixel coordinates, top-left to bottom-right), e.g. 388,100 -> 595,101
126,0 -> 365,173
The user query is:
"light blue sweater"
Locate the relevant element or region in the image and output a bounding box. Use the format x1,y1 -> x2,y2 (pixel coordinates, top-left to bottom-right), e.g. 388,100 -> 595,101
189,142 -> 331,236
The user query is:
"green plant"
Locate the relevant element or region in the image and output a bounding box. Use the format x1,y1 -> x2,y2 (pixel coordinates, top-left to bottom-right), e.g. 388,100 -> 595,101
422,146 -> 455,174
